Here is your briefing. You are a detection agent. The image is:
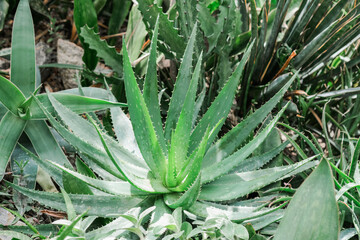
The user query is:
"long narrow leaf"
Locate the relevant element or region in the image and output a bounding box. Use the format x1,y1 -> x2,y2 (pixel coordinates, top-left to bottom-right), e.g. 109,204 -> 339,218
201,103 -> 288,183
0,112 -> 27,181
122,39 -> 166,181
200,157 -> 317,201
11,0 -> 35,97
189,41 -> 254,154
28,93 -> 125,120
7,182 -> 142,217
164,23 -> 198,142
203,73 -> 296,168
169,53 -> 203,183
143,17 -> 167,154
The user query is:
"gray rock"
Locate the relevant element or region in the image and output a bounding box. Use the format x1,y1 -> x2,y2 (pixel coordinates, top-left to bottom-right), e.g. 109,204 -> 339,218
57,39 -> 84,89
36,41 -> 52,82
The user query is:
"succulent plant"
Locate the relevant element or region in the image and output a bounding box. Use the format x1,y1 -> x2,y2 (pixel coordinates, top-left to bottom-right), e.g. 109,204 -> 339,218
7,16 -> 318,239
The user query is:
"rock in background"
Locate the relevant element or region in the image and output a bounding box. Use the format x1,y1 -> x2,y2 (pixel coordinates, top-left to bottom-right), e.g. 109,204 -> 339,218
57,38 -> 83,89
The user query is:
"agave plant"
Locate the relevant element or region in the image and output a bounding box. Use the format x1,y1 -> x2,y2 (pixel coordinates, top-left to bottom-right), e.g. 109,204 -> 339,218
8,18 -> 318,239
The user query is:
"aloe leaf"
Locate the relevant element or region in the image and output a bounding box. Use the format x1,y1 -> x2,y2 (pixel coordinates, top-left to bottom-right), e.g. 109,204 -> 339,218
44,93 -> 146,170
61,87 -> 116,99
189,41 -> 254,154
164,175 -> 201,210
76,157 -> 96,178
52,161 -> 148,196
34,95 -> 127,179
175,125 -> 212,192
143,18 -> 167,155
201,103 -> 288,184
188,200 -> 286,223
7,182 -> 143,217
80,25 -> 122,75
18,143 -> 63,186
87,114 -> 170,194
169,53 -> 203,181
230,140 -> 289,174
200,157 -> 317,201
11,141 -> 38,189
0,112 -> 27,181
273,159 -> 339,240
63,171 -> 93,195
28,93 -> 125,120
108,97 -> 140,158
11,0 -> 35,97
73,0 -> 99,70
0,225 -> 57,237
0,231 -> 32,240
164,23 -> 197,142
85,216 -> 132,239
123,38 -> 166,181
57,211 -> 88,240
137,0 -> 185,58
60,188 -> 77,220
25,120 -> 73,169
0,75 -> 26,115
203,73 -> 296,168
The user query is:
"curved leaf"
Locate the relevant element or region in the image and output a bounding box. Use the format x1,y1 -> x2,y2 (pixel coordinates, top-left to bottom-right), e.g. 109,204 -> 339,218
273,159 -> 339,240
7,182 -> 143,217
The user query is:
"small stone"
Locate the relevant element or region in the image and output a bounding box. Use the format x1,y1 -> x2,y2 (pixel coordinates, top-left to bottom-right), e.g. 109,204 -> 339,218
36,41 -> 52,81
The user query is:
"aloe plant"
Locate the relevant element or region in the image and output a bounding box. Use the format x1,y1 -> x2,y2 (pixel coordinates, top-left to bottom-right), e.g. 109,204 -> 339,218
7,18 -> 319,239
0,0 -> 126,186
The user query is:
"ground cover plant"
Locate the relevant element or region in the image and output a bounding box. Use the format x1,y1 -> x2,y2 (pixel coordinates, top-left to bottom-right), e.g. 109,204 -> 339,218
0,0 -> 359,239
